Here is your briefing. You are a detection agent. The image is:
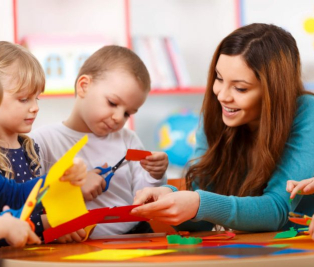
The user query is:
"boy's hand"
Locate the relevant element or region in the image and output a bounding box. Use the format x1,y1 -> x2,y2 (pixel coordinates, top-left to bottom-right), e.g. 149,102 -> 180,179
140,152 -> 168,179
56,229 -> 86,243
60,157 -> 87,186
0,206 -> 41,247
286,178 -> 314,199
81,164 -> 107,201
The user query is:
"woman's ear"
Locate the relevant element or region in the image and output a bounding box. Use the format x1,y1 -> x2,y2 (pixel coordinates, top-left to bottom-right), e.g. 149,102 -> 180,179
76,75 -> 91,98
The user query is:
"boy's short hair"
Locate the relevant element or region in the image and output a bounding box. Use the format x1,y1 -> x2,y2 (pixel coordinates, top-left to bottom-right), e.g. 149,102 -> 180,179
75,45 -> 151,93
0,41 -> 45,96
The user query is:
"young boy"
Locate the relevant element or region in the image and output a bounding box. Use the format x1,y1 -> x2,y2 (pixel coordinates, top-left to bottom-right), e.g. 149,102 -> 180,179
30,45 -> 168,238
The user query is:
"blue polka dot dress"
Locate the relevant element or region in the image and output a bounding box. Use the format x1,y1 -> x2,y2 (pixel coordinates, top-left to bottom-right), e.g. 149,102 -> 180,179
0,138 -> 44,240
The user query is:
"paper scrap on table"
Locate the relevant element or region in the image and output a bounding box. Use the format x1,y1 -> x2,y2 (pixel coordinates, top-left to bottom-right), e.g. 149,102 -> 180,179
24,247 -> 56,251
125,149 -> 152,161
63,249 -> 176,261
42,135 -> 88,227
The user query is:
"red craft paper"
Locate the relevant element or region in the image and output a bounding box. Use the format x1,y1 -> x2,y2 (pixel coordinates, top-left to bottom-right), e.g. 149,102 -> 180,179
43,205 -> 148,243
125,149 -> 152,161
201,231 -> 236,241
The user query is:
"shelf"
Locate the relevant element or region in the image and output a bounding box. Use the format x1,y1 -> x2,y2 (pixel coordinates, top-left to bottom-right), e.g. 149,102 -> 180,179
149,87 -> 206,95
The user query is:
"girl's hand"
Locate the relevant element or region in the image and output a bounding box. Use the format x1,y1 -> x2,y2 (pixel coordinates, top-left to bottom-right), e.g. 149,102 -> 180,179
131,190 -> 200,225
56,229 -> 86,243
140,152 -> 168,179
286,178 -> 314,199
133,186 -> 173,205
0,206 -> 41,247
60,158 -> 87,186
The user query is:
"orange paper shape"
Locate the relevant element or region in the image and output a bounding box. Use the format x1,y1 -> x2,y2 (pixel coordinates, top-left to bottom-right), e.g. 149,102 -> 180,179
125,149 -> 152,161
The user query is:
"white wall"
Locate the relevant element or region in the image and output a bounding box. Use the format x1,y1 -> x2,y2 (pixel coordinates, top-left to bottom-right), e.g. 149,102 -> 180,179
0,0 -> 14,42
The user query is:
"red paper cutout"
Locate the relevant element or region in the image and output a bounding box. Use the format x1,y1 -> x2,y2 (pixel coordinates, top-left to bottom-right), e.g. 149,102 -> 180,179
43,205 -> 148,243
201,231 -> 235,241
125,149 -> 152,161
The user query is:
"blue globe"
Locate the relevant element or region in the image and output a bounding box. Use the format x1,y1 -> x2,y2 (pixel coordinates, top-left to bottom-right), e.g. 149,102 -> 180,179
156,109 -> 199,167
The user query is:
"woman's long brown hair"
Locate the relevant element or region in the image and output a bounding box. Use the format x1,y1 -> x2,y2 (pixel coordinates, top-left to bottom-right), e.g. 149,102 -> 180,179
186,23 -> 310,197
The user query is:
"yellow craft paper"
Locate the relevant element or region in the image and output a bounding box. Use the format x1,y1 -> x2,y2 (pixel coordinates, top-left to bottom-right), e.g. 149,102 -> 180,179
42,135 -> 88,227
24,247 -> 56,251
63,249 -> 176,261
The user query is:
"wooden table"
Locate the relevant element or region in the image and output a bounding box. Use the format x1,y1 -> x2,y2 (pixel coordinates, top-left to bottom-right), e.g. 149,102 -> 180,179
1,231 -> 314,267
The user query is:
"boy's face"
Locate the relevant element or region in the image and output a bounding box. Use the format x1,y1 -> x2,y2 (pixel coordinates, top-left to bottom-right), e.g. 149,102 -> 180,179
77,70 -> 148,136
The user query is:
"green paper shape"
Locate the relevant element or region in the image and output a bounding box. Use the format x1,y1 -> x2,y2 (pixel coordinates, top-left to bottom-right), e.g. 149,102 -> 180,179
167,235 -> 182,244
166,235 -> 202,245
179,237 -> 202,245
274,228 -> 298,239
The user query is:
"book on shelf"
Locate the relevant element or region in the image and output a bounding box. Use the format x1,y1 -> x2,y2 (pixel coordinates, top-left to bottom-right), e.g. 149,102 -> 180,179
132,36 -> 191,90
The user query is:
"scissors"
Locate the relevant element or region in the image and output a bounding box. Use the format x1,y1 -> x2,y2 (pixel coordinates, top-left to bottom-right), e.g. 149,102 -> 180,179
288,211 -> 312,226
0,179 -> 49,231
95,156 -> 126,192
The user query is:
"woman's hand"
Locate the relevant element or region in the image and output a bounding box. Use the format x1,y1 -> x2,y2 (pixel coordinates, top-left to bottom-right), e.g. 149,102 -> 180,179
286,178 -> 314,199
131,190 -> 200,225
133,187 -> 173,205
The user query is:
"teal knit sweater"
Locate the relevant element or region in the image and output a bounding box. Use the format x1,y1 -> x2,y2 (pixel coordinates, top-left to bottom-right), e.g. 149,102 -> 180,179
166,94 -> 314,232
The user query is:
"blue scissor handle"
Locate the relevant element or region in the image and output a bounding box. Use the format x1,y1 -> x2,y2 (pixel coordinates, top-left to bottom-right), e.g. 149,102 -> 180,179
95,166 -> 114,192
0,206 -> 23,219
95,166 -> 112,175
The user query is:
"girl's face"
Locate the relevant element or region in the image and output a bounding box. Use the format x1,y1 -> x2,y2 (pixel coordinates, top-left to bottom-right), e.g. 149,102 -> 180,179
74,69 -> 148,136
213,54 -> 262,131
0,65 -> 40,141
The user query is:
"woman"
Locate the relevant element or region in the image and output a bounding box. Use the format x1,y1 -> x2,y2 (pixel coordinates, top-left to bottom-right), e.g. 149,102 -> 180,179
131,23 -> 314,232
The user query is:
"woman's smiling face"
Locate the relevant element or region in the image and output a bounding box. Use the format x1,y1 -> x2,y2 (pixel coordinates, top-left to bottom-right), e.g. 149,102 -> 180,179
213,54 -> 262,131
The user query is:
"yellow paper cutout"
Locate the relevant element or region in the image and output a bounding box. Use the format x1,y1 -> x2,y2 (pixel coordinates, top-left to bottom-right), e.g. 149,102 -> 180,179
81,224 -> 97,242
42,135 -> 88,227
63,249 -> 176,261
24,247 -> 56,251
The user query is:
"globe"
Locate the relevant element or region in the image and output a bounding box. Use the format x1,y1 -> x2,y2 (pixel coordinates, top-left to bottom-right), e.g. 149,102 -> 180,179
156,109 -> 199,167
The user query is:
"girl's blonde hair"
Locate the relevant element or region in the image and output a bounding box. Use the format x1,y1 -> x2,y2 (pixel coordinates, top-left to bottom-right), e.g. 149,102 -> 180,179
0,41 -> 45,179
